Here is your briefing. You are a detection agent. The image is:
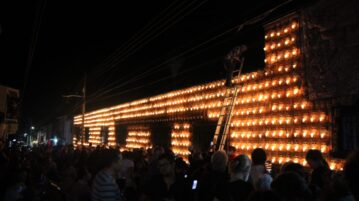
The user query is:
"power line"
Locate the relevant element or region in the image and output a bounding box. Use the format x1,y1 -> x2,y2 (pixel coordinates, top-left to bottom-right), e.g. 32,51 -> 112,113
88,1 -> 209,97
95,0 -> 207,80
87,56 -> 222,105
20,0 -> 47,107
87,0 -> 188,82
77,0 -> 295,113
86,0 -> 294,103
87,0 -> 208,97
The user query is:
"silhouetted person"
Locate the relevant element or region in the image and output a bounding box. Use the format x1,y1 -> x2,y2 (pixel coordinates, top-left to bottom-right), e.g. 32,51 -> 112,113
271,172 -> 312,201
215,154 -> 253,201
91,149 -> 122,201
305,150 -> 331,193
344,149 -> 359,201
250,148 -> 272,191
142,153 -> 192,201
71,166 -> 91,201
281,162 -> 306,179
198,150 -> 229,201
224,45 -> 247,87
247,191 -> 282,201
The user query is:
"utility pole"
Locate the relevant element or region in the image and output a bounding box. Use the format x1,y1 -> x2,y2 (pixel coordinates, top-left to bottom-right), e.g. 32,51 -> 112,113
81,73 -> 86,145
63,73 -> 86,145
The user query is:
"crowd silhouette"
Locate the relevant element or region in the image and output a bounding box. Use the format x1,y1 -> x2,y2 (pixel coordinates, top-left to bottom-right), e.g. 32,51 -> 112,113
0,139 -> 358,201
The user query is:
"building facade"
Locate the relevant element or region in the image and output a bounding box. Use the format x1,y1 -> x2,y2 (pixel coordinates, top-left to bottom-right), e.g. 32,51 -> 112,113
0,85 -> 19,140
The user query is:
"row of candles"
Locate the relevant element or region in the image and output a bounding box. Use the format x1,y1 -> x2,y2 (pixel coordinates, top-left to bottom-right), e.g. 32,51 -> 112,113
229,112 -> 327,127
75,85 -> 305,127
74,62 -> 300,124
208,99 -> 312,118
125,131 -> 151,150
265,22 -> 298,40
230,129 -> 328,139
240,152 -> 342,170
232,142 -> 329,154
75,74 -> 301,124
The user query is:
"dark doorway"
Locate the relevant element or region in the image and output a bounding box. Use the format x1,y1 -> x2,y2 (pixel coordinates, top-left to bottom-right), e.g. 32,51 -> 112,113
334,105 -> 359,158
192,121 -> 217,152
85,127 -> 90,142
100,126 -> 109,144
151,123 -> 172,149
115,124 -> 127,146
73,126 -> 81,143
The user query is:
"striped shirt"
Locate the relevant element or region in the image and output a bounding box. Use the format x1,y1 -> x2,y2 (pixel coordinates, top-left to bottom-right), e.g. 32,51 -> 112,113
92,170 -> 121,201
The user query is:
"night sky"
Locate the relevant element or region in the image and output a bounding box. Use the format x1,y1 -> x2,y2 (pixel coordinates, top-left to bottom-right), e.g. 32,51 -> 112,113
0,0 -> 308,131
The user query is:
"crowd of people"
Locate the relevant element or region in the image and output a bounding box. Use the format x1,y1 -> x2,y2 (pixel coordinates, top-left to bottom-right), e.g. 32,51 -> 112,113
0,139 -> 358,201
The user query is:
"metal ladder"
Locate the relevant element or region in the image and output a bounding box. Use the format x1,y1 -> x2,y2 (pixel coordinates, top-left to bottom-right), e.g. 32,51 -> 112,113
211,58 -> 245,151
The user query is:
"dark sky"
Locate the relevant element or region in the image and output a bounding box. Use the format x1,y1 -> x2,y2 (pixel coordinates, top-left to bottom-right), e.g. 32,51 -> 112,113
0,0 -> 308,130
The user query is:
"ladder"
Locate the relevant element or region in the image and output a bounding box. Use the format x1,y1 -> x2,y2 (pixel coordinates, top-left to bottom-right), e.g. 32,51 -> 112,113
211,58 -> 245,151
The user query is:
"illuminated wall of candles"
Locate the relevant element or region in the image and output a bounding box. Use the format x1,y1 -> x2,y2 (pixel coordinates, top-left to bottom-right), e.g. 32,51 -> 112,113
171,123 -> 191,160
73,13 -> 344,169
124,125 -> 151,150
222,14 -> 342,170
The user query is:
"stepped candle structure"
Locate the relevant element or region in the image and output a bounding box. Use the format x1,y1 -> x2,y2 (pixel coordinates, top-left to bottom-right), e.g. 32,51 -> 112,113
74,13 -> 345,170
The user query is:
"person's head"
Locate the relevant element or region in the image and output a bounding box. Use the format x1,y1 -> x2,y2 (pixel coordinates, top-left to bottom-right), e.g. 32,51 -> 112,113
77,166 -> 91,181
247,190 -> 282,201
175,157 -> 188,175
0,139 -> 5,150
305,149 -> 326,169
122,151 -> 132,160
100,148 -> 122,172
281,162 -> 305,178
229,154 -> 251,181
152,146 -> 165,159
251,148 -> 267,166
211,150 -> 228,172
271,172 -> 312,201
192,151 -> 203,161
227,146 -> 236,156
344,149 -> 359,201
157,153 -> 175,177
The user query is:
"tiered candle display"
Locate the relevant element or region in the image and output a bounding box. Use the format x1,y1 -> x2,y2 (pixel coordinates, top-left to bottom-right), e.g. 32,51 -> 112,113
171,123 -> 191,161
74,13 -> 344,170
125,126 -> 151,150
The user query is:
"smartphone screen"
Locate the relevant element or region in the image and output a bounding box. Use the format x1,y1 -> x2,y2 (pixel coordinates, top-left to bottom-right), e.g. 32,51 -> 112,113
192,180 -> 198,190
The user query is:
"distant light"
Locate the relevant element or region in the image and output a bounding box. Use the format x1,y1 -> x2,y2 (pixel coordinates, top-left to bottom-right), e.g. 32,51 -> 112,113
24,133 -> 28,137
31,126 -> 35,130
54,137 -> 58,145
12,139 -> 16,142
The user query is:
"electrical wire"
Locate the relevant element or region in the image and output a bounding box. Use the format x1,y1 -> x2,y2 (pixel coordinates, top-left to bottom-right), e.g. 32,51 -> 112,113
89,0 -> 208,94
95,0 -> 207,79
87,56 -> 222,104
88,0 -> 208,96
88,0 -> 190,81
89,0 -> 294,99
75,0 -> 295,114
20,0 -> 47,107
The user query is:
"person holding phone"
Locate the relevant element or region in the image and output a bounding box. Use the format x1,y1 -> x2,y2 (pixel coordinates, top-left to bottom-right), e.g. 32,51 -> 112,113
249,148 -> 273,191
141,153 -> 192,201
